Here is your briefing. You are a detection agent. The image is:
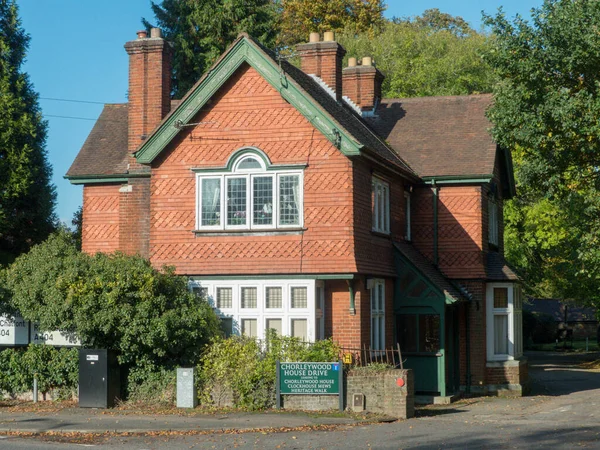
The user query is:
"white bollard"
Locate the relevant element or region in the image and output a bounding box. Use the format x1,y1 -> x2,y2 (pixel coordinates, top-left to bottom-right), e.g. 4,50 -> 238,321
33,374 -> 38,403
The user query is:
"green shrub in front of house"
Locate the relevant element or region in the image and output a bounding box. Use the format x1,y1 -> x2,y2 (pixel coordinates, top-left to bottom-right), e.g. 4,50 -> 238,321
0,345 -> 78,400
198,332 -> 339,410
0,231 -> 223,401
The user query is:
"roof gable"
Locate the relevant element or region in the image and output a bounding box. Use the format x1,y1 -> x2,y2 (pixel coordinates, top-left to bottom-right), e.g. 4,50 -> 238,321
135,34 -> 414,178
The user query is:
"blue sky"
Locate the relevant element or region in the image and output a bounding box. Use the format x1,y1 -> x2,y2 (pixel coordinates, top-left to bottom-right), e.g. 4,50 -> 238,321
16,0 -> 542,225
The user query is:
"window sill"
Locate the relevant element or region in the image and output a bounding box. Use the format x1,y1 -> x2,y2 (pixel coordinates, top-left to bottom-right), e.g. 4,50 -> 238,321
194,228 -> 307,237
486,358 -> 526,368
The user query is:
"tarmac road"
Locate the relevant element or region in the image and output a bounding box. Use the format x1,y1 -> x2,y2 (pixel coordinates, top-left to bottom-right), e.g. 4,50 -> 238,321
1,351 -> 599,449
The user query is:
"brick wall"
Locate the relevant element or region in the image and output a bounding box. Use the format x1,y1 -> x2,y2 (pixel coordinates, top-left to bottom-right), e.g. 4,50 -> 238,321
353,161 -> 406,277
325,277 -> 394,352
412,185 -> 486,279
119,177 -> 151,257
82,184 -> 121,254
486,359 -> 528,396
457,281 -> 487,389
149,64 -> 359,275
282,369 -> 414,419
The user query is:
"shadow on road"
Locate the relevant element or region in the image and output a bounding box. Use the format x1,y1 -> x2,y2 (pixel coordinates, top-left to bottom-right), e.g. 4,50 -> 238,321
526,350 -> 600,396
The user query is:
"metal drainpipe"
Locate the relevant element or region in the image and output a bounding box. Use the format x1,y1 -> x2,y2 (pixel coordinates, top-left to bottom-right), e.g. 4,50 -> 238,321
433,180 -> 439,265
465,301 -> 472,394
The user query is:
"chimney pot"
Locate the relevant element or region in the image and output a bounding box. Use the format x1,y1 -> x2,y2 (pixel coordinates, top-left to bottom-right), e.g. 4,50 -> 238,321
150,27 -> 162,38
323,31 -> 335,42
136,30 -> 147,39
362,56 -> 372,67
309,32 -> 320,43
348,57 -> 357,67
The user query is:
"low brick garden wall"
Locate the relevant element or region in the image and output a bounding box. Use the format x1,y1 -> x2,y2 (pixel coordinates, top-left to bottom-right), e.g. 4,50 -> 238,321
282,368 -> 414,419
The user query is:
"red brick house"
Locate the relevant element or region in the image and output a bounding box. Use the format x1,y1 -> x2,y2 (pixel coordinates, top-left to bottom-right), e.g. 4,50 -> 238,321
66,29 -> 526,400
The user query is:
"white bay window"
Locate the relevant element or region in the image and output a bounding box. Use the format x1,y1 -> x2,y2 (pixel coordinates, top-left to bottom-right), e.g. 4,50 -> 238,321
486,283 -> 523,361
191,279 -> 319,342
196,150 -> 303,231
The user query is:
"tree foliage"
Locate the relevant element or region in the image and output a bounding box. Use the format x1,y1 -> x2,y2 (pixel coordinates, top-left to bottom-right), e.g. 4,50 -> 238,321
1,231 -> 222,371
0,0 -> 56,264
277,0 -> 386,47
144,0 -> 278,98
336,17 -> 495,98
484,0 -> 600,304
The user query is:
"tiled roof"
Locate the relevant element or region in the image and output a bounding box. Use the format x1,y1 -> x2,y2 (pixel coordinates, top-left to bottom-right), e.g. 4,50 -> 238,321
394,241 -> 468,303
487,252 -> 520,281
268,47 -> 416,177
66,104 -> 129,178
524,298 -> 598,323
368,95 -> 497,178
66,101 -> 181,178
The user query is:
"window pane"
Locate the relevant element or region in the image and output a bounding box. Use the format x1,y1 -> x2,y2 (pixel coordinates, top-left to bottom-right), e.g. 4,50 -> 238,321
241,287 -> 257,309
253,176 -> 273,226
242,319 -> 257,338
494,288 -> 509,309
291,287 -> 308,308
201,178 -> 221,226
216,288 -> 232,309
397,314 -> 417,352
372,182 -> 378,230
220,318 -> 233,338
265,287 -> 282,309
266,318 -> 282,335
238,157 -> 261,169
494,314 -> 509,354
279,175 -> 300,225
419,314 -> 440,353
227,177 -> 247,226
291,319 -> 307,341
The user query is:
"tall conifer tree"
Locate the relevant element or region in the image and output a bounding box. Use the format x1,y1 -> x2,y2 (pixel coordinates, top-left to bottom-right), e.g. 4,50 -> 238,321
144,0 -> 278,98
0,0 -> 56,264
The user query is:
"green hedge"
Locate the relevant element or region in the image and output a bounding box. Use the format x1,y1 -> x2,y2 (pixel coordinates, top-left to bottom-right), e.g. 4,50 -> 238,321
0,345 -> 78,399
198,332 -> 339,410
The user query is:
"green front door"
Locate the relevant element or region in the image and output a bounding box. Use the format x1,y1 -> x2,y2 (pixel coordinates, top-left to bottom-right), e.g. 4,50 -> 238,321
393,246 -> 461,397
396,307 -> 445,395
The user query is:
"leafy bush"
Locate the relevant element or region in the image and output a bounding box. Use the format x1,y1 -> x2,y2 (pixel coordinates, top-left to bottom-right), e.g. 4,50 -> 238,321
0,345 -> 78,399
126,367 -> 177,406
1,231 -> 222,379
199,332 -> 339,410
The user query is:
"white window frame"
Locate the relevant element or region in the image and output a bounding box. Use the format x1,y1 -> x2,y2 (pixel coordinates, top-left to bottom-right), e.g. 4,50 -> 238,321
195,152 -> 304,231
404,191 -> 411,241
486,283 -> 523,361
369,278 -> 385,351
488,198 -> 499,246
372,177 -> 390,234
189,279 -> 316,341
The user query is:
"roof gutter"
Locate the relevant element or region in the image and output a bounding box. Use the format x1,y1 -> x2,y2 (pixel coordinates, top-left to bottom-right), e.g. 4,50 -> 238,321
422,174 -> 494,185
64,173 -> 150,185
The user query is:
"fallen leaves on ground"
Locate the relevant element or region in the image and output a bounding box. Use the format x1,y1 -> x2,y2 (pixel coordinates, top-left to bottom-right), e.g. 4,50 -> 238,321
0,423 -> 348,445
579,359 -> 600,370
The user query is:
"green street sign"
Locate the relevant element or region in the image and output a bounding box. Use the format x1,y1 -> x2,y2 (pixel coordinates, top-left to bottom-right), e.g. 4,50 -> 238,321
279,362 -> 341,395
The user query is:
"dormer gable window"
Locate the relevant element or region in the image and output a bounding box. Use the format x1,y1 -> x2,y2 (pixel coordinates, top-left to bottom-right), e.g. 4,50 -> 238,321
195,148 -> 304,231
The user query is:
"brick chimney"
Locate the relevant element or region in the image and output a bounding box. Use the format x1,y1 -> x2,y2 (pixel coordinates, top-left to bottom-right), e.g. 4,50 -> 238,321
119,28 -> 171,258
124,28 -> 172,164
342,56 -> 384,112
297,31 -> 346,102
